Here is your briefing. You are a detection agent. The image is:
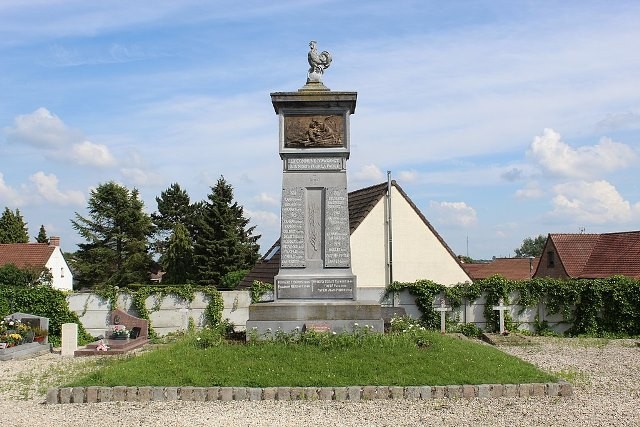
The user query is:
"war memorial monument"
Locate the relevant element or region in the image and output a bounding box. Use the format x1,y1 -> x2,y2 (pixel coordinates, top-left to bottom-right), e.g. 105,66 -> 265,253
246,42 -> 384,336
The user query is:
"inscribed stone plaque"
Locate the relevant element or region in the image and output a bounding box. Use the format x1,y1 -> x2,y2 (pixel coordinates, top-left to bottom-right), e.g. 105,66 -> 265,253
324,186 -> 351,267
280,187 -> 306,268
286,157 -> 344,171
284,115 -> 344,148
277,277 -> 354,299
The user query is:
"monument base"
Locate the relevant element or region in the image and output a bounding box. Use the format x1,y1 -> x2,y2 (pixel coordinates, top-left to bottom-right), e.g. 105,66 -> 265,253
246,300 -> 383,340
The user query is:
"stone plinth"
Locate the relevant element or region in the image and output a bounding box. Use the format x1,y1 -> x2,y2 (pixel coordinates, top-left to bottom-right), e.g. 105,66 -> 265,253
246,300 -> 384,337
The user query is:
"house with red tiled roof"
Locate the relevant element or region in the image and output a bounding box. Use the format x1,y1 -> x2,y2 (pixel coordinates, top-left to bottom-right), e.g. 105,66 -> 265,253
462,257 -> 539,281
0,236 -> 73,290
240,181 -> 471,300
534,231 -> 640,279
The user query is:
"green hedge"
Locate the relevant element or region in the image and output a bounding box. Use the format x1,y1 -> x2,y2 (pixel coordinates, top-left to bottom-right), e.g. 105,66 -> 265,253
0,285 -> 93,346
387,275 -> 640,337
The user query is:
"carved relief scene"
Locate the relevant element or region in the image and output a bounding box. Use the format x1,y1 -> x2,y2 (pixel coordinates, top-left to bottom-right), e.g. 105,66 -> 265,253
284,115 -> 344,148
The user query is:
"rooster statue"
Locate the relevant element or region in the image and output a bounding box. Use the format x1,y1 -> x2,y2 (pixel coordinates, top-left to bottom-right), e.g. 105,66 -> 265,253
307,40 -> 332,84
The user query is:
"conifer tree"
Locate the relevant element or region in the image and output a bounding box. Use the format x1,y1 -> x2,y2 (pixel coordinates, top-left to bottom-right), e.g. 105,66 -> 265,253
192,177 -> 260,286
0,207 -> 29,243
35,224 -> 49,244
161,222 -> 194,284
70,182 -> 153,288
151,183 -> 196,255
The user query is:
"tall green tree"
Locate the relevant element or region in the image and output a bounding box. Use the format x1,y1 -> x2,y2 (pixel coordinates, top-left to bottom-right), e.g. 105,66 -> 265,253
0,207 -> 29,243
193,177 -> 260,286
151,183 -> 195,255
35,224 -> 49,244
70,182 -> 154,288
161,222 -> 194,284
514,234 -> 547,258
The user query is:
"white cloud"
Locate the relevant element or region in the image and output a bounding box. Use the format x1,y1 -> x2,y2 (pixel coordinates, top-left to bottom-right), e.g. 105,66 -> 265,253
515,182 -> 544,199
397,170 -> 419,183
551,180 -> 640,223
253,192 -> 279,207
528,128 -> 636,179
596,111 -> 640,131
351,164 -> 384,183
429,201 -> 477,227
69,140 -> 117,167
0,172 -> 24,206
28,171 -> 85,206
4,107 -> 81,148
120,167 -> 162,186
245,209 -> 279,228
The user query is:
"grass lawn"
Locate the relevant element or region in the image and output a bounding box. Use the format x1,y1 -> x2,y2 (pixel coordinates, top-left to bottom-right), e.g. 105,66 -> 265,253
66,330 -> 556,387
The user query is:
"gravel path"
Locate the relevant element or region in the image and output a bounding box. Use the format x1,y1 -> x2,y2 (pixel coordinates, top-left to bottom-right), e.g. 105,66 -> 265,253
1,337 -> 639,426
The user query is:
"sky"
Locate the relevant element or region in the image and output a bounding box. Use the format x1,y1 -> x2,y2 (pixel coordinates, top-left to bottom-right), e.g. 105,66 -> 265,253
1,0 -> 639,260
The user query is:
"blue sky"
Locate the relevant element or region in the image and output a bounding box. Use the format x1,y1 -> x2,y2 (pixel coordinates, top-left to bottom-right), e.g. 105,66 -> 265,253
1,1 -> 639,259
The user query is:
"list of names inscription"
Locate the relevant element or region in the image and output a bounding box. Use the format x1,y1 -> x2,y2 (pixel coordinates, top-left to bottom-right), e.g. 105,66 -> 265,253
280,187 -> 305,268
324,186 -> 351,268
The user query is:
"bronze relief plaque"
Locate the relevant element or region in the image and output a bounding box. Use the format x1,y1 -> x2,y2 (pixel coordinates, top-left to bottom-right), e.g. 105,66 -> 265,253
284,115 -> 344,148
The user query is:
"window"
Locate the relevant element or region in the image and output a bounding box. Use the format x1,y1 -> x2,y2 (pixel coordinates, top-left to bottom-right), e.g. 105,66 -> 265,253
547,251 -> 555,268
61,267 -> 64,278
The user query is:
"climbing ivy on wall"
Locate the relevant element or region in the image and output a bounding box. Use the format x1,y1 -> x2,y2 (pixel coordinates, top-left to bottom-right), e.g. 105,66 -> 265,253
387,275 -> 640,337
0,285 -> 93,346
94,284 -> 225,338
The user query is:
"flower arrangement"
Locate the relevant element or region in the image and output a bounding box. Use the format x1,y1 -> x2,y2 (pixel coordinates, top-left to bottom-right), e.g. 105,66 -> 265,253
111,324 -> 129,339
0,317 -> 32,347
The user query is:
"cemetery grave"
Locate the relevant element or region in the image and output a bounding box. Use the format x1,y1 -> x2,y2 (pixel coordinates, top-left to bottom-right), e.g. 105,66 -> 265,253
0,312 -> 50,361
74,308 -> 149,356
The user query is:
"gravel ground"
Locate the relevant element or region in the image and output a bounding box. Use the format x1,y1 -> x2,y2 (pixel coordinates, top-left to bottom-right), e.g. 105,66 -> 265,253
1,337 -> 639,426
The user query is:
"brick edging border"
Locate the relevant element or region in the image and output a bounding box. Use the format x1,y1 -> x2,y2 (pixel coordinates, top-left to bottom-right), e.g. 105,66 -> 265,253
46,382 -> 573,404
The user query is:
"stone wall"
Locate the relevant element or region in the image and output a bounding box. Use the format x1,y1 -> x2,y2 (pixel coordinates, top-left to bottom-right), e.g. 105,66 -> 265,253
67,288 -> 570,336
67,291 -> 250,337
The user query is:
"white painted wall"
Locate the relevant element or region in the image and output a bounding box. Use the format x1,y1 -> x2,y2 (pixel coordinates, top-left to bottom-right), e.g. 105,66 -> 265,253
45,247 -> 73,291
351,186 -> 471,290
67,291 -> 250,337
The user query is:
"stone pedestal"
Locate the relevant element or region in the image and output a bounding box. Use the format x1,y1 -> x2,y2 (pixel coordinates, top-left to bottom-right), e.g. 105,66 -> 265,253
246,84 -> 383,338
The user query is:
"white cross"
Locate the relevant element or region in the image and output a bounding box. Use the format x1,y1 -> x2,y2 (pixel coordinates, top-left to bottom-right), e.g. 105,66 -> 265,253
492,298 -> 509,334
434,297 -> 452,334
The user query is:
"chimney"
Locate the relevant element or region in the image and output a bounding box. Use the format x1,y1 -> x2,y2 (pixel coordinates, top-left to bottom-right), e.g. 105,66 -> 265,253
49,236 -> 60,247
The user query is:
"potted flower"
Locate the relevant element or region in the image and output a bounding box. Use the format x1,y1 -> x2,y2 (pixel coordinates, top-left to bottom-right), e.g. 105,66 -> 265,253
32,326 -> 48,343
110,324 -> 129,340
